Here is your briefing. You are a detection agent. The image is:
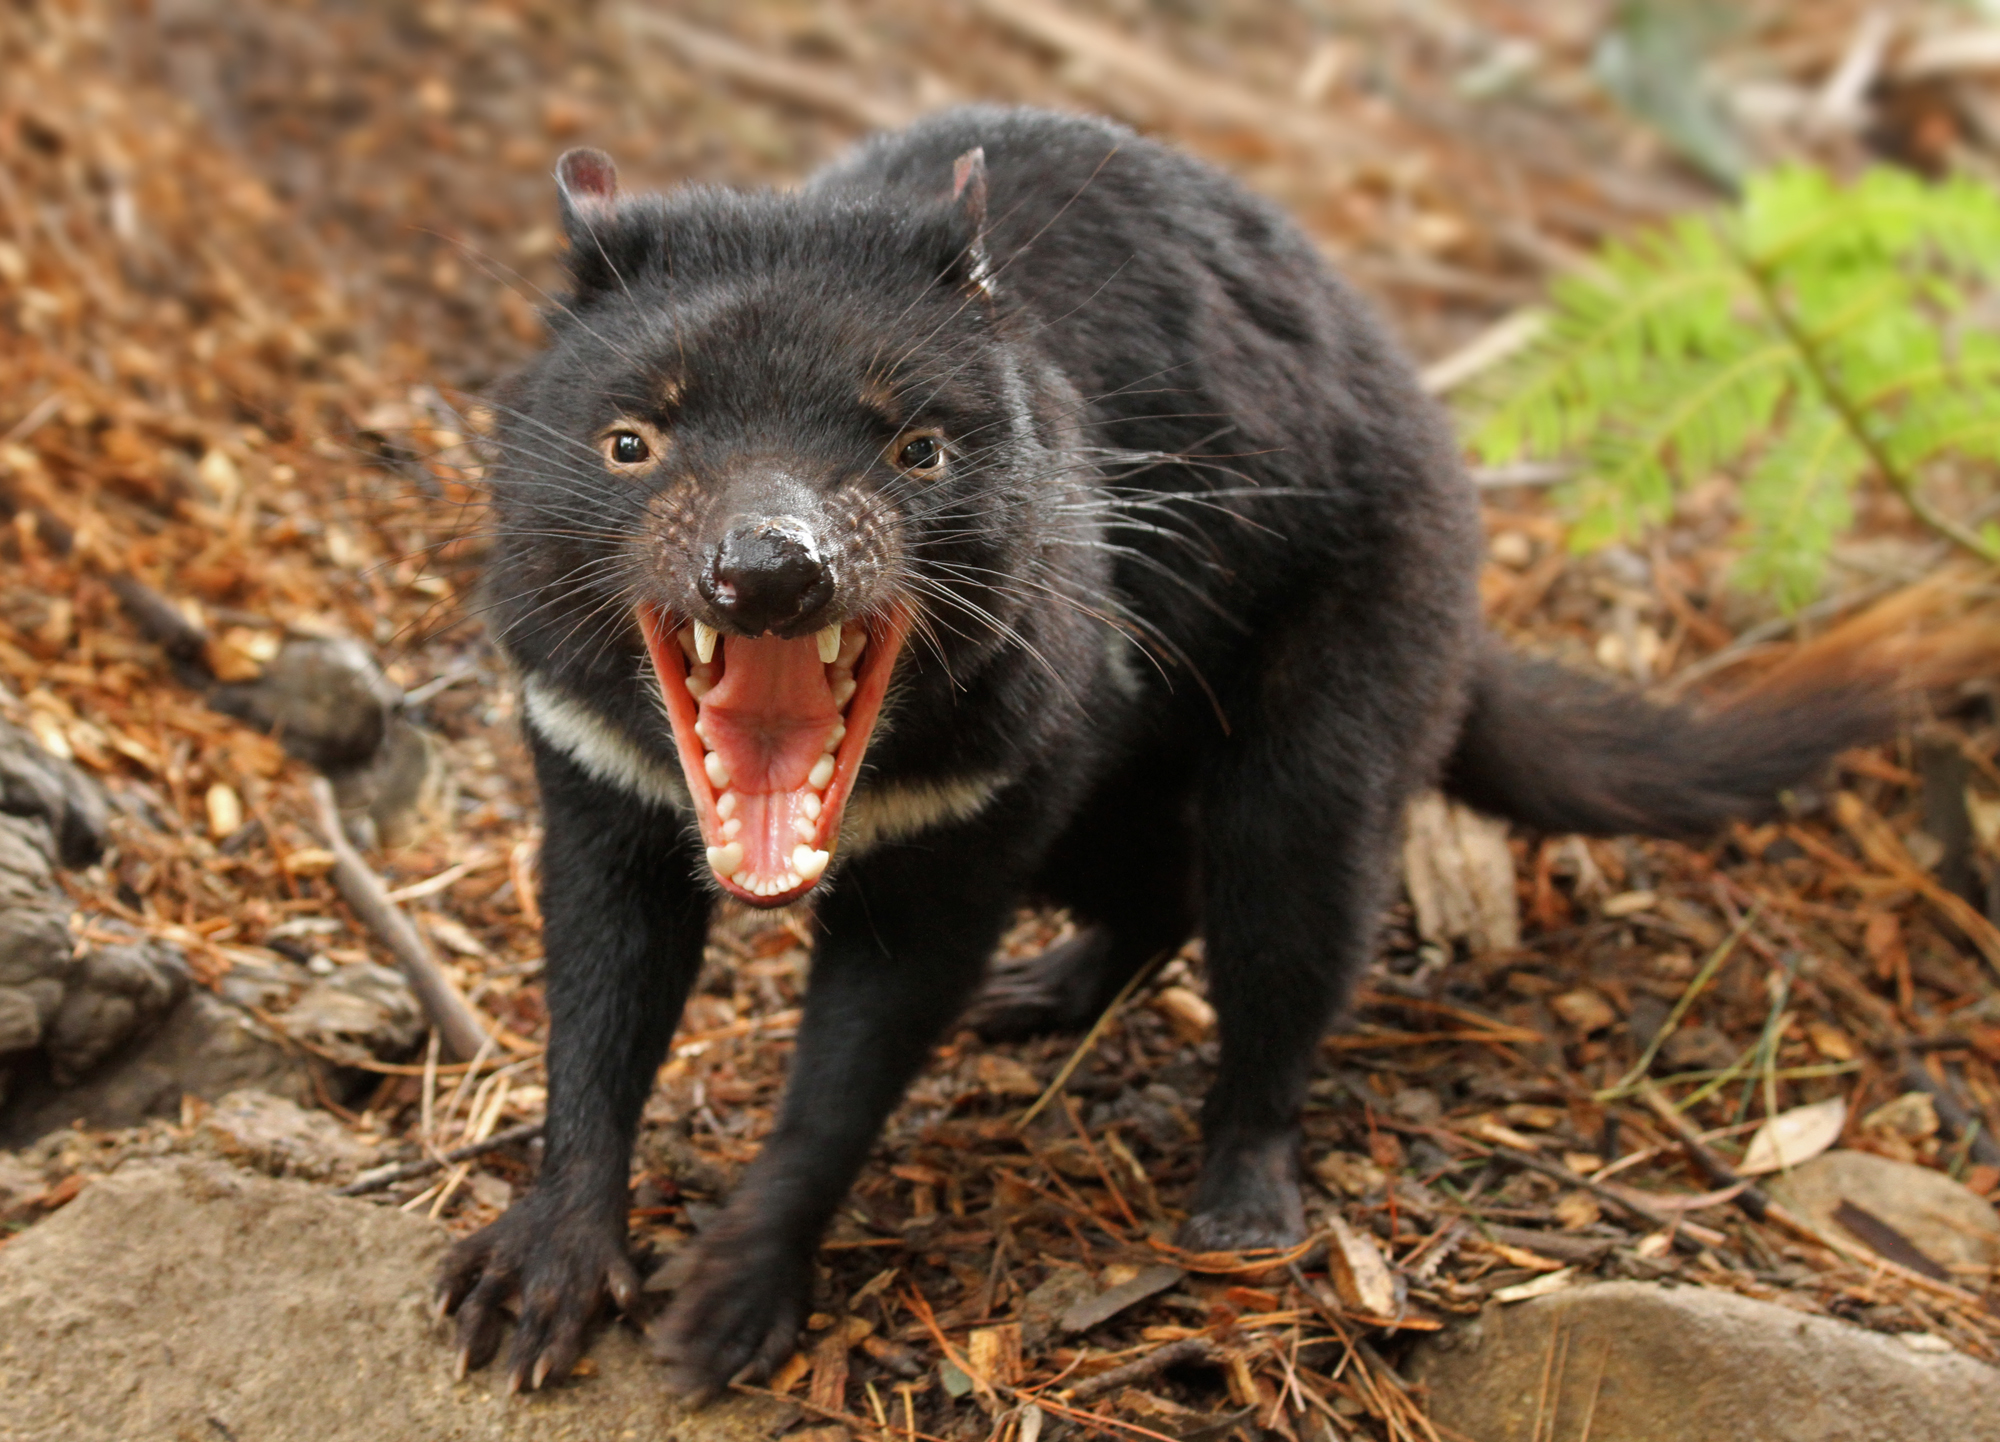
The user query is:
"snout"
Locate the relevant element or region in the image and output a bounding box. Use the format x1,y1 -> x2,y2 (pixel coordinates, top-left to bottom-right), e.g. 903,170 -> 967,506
699,516 -> 835,635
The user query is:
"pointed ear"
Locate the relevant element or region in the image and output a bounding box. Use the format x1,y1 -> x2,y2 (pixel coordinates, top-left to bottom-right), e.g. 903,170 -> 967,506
950,147 -> 995,301
555,147 -> 620,238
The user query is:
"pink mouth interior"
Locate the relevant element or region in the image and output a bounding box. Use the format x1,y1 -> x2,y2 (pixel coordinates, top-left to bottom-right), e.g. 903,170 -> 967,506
638,603 -> 909,906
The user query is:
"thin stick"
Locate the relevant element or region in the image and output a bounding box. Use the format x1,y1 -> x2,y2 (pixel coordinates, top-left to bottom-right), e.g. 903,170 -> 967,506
334,1120 -> 545,1197
1598,907 -> 1757,1099
1065,1337 -> 1220,1403
308,776 -> 489,1060
1061,1094 -> 1139,1231
1020,950 -> 1169,1127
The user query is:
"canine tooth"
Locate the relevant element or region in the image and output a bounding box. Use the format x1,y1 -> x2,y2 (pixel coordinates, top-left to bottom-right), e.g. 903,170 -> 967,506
815,624 -> 841,664
723,817 -> 743,840
829,673 -> 856,707
704,752 -> 731,788
716,791 -> 740,819
824,722 -> 845,752
693,621 -> 718,665
793,846 -> 830,882
677,626 -> 700,661
794,815 -> 815,841
836,624 -> 867,667
808,754 -> 835,790
705,842 -> 744,878
800,792 -> 821,821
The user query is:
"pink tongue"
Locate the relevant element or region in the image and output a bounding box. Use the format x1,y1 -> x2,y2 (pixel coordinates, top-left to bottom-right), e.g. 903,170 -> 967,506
700,635 -> 839,877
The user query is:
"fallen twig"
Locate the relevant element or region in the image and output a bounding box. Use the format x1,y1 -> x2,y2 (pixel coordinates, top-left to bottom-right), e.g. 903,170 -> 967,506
1489,1144 -> 1717,1253
308,776 -> 491,1061
334,1120 -> 545,1197
1064,1336 -> 1220,1403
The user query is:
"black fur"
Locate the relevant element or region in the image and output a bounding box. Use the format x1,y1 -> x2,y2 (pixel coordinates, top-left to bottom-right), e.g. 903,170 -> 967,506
439,106 -> 1878,1393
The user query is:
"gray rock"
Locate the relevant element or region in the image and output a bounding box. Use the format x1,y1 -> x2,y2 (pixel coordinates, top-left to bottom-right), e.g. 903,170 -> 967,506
0,717 -> 107,868
0,814 -> 56,908
0,664 -> 425,1149
0,1149 -> 41,1205
44,942 -> 189,1082
197,1089 -> 372,1181
1767,1149 -> 2000,1273
209,634 -> 400,772
283,959 -> 425,1064
331,714 -> 452,849
0,988 -> 43,1055
1406,1279 -> 2000,1442
0,1158 -> 790,1442
0,992 -> 312,1149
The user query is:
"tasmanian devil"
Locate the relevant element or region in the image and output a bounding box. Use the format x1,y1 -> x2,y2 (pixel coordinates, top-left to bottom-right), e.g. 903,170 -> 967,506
439,105 -> 1878,1393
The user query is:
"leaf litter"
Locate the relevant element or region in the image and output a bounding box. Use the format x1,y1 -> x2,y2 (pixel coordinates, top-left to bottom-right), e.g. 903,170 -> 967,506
4,2 -> 2000,1439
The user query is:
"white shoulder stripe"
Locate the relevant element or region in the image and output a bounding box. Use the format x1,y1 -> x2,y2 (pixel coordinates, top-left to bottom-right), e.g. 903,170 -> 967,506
521,677 -> 1006,852
521,677 -> 691,813
842,774 -> 1006,855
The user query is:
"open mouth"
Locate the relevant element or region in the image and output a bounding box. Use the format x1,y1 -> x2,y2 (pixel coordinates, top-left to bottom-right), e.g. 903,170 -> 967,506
637,601 -> 910,906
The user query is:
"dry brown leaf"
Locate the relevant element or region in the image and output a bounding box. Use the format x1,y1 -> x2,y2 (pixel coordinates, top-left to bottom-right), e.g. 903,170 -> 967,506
1739,1096 -> 1848,1176
1323,1214 -> 1397,1316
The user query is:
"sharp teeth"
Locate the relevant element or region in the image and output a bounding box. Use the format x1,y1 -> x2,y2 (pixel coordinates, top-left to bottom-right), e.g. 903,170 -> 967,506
824,722 -> 845,753
794,815 -> 815,841
836,624 -> 867,667
705,842 -> 744,879
799,792 -> 821,821
693,621 -> 718,665
815,624 -> 841,665
685,671 -> 714,700
722,817 -> 743,840
830,674 -> 856,707
808,754 -> 835,790
716,791 -> 740,819
704,752 -> 731,788
793,846 -> 830,882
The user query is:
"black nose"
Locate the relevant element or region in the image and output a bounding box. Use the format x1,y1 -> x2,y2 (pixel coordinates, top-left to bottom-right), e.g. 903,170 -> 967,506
699,520 -> 833,634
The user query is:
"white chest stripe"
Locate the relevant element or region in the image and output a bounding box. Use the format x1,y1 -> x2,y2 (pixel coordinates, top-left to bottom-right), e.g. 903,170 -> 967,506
522,676 -> 1007,853
840,773 -> 1008,855
523,677 -> 692,813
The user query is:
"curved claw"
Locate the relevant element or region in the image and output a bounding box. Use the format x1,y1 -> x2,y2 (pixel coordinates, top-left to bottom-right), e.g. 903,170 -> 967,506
646,1226 -> 810,1395
435,1195 -> 633,1394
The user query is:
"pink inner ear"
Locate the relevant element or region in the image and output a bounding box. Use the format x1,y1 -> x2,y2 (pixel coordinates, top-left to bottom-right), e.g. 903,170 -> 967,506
556,147 -> 619,204
952,147 -> 985,202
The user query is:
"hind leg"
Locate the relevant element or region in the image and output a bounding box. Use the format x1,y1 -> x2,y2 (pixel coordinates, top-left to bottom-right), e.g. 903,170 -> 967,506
964,761 -> 1196,1039
1181,616 -> 1467,1250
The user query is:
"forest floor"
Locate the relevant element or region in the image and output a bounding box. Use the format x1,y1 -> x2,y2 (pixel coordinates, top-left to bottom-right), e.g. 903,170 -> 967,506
4,2 -> 2000,1440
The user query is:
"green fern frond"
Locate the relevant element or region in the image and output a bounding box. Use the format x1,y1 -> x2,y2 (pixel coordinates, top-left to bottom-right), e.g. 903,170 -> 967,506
1461,162 -> 2000,610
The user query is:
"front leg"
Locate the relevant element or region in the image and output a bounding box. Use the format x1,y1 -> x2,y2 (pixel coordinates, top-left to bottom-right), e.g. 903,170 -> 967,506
438,742 -> 710,1391
648,834 -> 1018,1392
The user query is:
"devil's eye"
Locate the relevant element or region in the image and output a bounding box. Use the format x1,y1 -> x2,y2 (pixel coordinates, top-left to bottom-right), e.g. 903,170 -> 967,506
896,434 -> 945,472
608,431 -> 649,465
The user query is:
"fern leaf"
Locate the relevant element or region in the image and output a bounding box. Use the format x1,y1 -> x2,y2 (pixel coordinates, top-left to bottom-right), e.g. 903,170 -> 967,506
1468,217 -> 1742,464
1735,400 -> 1864,611
1570,338 -> 1796,544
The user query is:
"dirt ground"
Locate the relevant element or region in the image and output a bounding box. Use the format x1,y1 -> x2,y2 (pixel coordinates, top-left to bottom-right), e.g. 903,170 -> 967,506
4,3 -> 2000,1440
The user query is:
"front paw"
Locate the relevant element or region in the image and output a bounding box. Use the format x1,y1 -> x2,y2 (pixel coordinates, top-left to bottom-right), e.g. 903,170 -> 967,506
646,1221 -> 809,1395
961,929 -> 1112,1040
435,1192 -> 638,1393
1177,1137 -> 1306,1252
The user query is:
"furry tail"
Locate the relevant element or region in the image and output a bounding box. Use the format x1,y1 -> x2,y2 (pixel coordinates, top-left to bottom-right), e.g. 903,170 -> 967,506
1441,641 -> 1890,840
